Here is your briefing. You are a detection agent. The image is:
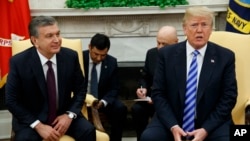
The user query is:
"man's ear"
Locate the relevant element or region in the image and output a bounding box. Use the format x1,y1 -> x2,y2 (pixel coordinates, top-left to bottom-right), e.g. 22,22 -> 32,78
182,24 -> 187,36
30,36 -> 38,48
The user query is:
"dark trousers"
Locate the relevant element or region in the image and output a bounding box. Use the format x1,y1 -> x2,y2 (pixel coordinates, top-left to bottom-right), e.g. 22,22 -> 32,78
140,115 -> 232,141
99,100 -> 127,141
14,115 -> 96,141
131,101 -> 154,141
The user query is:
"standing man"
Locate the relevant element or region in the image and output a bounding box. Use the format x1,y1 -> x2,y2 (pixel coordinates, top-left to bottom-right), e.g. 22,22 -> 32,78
83,33 -> 127,141
131,26 -> 178,141
5,16 -> 96,141
140,6 -> 237,141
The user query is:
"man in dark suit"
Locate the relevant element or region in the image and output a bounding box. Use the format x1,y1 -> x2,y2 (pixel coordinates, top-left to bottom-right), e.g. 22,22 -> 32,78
140,6 -> 237,141
131,26 -> 178,141
5,16 -> 95,141
83,33 -> 127,141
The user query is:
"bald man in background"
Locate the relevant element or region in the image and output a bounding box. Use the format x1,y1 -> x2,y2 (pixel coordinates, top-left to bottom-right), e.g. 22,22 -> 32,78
131,26 -> 178,141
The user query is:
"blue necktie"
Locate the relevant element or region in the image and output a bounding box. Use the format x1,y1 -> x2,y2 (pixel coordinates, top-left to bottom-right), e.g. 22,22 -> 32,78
91,63 -> 98,97
46,61 -> 56,125
183,50 -> 199,132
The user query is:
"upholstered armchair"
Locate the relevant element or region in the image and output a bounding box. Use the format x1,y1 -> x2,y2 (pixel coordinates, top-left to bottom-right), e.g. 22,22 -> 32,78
209,31 -> 250,124
10,38 -> 109,141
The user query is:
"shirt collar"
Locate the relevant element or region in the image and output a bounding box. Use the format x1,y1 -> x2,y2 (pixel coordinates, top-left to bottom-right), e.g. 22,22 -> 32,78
37,49 -> 57,65
186,41 -> 207,57
89,54 -> 95,64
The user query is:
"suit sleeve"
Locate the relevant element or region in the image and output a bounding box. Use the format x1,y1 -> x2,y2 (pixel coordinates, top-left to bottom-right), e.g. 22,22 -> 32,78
5,57 -> 38,125
201,50 -> 237,133
100,58 -> 120,105
67,51 -> 86,115
151,49 -> 179,129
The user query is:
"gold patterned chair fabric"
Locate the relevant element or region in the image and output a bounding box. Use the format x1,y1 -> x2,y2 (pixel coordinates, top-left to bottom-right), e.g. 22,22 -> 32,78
10,38 -> 109,141
209,31 -> 250,124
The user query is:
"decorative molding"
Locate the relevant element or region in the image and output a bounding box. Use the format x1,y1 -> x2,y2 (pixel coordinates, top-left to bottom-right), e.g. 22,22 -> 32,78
55,14 -> 185,38
106,19 -> 150,37
30,4 -> 228,38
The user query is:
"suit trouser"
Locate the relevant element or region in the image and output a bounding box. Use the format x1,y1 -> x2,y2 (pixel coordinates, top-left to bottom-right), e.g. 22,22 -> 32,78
99,100 -> 127,141
14,115 -> 96,141
140,115 -> 232,141
131,101 -> 154,141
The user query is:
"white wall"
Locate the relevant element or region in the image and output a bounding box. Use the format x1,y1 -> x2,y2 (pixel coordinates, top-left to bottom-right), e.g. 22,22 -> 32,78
0,111 -> 12,139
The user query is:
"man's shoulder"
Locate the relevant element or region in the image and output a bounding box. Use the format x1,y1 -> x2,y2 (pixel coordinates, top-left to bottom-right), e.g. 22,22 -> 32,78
83,50 -> 88,53
59,47 -> 78,57
60,47 -> 76,52
146,47 -> 158,56
207,41 -> 235,55
105,54 -> 117,63
11,47 -> 35,61
147,47 -> 157,52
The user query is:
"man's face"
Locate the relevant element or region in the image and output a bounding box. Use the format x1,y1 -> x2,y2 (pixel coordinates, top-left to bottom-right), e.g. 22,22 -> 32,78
89,46 -> 108,64
31,24 -> 61,59
183,16 -> 212,49
157,39 -> 171,49
157,37 -> 178,49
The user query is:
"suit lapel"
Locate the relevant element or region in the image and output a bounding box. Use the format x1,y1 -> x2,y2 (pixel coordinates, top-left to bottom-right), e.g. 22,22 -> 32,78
99,59 -> 108,86
84,51 -> 90,81
197,42 -> 217,103
174,42 -> 187,104
30,47 -> 47,98
56,51 -> 67,107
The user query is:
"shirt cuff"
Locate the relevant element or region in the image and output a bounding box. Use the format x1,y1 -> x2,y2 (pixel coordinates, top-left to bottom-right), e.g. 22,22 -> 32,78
66,111 -> 77,119
30,120 -> 40,129
101,99 -> 108,107
170,125 -> 179,131
146,96 -> 151,100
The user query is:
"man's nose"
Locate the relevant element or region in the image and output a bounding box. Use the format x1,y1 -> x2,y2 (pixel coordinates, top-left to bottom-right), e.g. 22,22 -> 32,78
53,36 -> 60,42
96,55 -> 102,61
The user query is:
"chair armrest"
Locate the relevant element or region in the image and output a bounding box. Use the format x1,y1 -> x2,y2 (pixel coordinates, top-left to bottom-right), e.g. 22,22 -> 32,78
91,106 -> 105,132
85,94 -> 98,106
96,130 -> 109,141
85,94 -> 105,132
245,99 -> 250,125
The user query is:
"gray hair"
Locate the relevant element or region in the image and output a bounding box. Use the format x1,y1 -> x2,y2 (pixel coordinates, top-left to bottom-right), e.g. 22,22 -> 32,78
28,16 -> 57,37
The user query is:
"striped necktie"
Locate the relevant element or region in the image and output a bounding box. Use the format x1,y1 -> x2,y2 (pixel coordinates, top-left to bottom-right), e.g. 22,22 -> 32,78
183,50 -> 200,132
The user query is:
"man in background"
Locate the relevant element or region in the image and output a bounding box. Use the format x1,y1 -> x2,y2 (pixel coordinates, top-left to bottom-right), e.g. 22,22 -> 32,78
131,26 -> 178,141
83,33 -> 127,141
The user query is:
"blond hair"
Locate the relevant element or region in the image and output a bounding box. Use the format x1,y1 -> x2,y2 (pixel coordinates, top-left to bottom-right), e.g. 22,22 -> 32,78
183,6 -> 214,26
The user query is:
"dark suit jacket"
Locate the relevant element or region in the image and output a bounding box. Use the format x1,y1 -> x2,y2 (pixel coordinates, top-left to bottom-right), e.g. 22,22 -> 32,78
6,47 -> 86,131
83,50 -> 119,105
140,47 -> 159,96
152,40 -> 237,134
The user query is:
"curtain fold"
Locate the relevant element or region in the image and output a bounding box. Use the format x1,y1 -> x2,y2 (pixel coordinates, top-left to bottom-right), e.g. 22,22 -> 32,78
0,0 -> 31,88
